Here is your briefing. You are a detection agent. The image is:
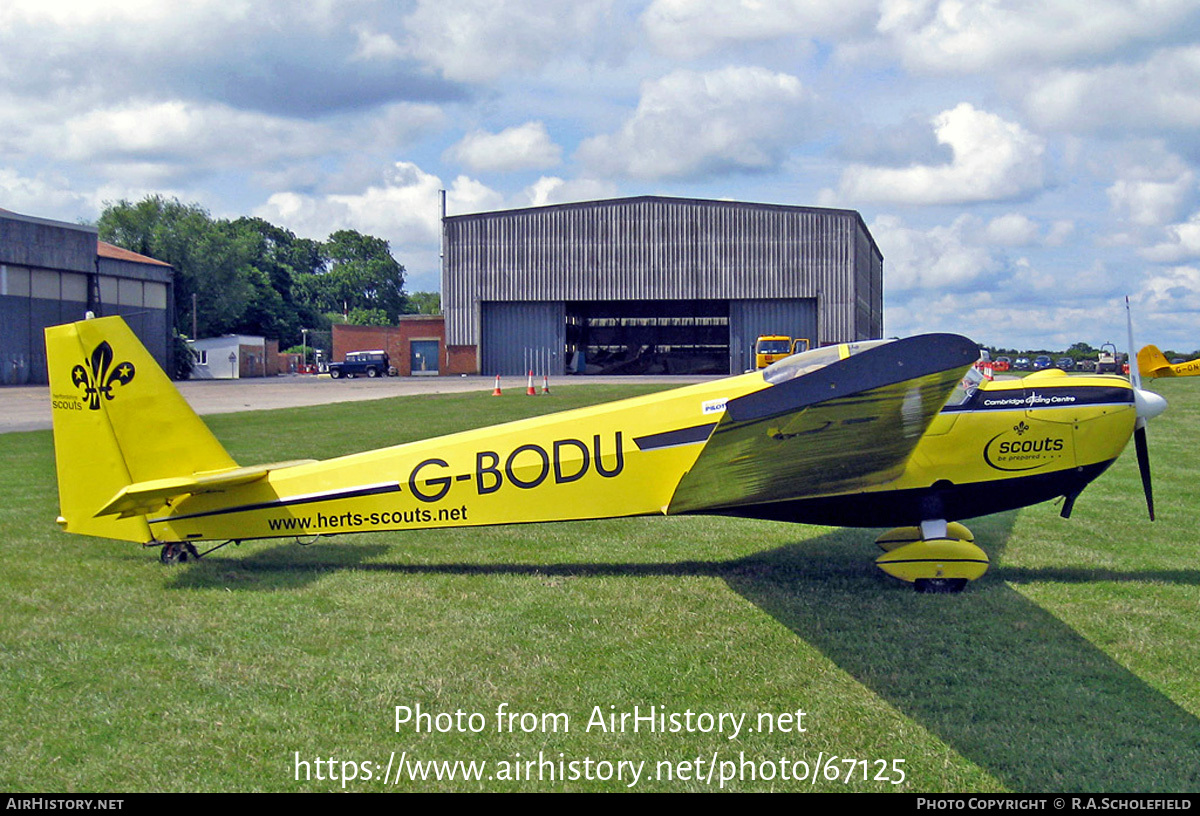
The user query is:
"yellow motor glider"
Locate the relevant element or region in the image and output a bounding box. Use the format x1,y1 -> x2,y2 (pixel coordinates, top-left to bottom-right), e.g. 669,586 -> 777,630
45,316 -> 1165,592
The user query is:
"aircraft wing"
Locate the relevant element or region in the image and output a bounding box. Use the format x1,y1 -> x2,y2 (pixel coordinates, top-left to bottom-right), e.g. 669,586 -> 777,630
667,334 -> 979,514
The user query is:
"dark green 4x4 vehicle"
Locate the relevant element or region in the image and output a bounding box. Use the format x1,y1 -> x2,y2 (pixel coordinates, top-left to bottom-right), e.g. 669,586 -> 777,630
329,350 -> 390,379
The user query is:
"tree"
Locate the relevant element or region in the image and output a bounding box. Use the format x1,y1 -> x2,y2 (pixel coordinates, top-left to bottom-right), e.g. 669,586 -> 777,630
406,291 -> 441,315
171,331 -> 195,380
230,217 -> 324,346
98,196 -> 254,338
99,197 -> 410,348
347,308 -> 391,326
298,229 -> 407,321
1065,341 -> 1099,363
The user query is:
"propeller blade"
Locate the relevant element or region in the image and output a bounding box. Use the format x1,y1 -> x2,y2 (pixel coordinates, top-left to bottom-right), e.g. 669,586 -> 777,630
1134,423 -> 1155,521
1060,491 -> 1078,519
1126,295 -> 1141,389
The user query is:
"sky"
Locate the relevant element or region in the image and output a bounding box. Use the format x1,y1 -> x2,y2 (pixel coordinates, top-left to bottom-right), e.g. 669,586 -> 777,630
3,0 -> 1200,353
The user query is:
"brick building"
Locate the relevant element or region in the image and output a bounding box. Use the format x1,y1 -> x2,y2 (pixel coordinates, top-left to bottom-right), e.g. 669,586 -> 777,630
332,315 -> 468,376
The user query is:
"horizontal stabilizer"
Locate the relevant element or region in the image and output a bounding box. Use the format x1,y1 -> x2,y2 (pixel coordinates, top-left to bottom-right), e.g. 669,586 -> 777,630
96,460 -> 317,518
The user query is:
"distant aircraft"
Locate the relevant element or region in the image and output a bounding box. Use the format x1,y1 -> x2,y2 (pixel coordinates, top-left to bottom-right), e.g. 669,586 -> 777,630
1137,345 -> 1200,379
45,316 -> 1166,593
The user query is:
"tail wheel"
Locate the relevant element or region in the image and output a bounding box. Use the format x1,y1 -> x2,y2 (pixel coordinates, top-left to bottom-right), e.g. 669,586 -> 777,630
160,542 -> 200,564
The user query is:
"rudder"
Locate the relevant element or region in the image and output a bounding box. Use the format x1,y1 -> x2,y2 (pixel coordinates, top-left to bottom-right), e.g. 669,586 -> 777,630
45,316 -> 238,542
1137,344 -> 1172,379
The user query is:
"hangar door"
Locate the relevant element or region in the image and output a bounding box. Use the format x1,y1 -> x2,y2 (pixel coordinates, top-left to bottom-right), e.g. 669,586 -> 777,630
729,299 -> 818,374
566,299 -> 729,375
481,301 -> 565,376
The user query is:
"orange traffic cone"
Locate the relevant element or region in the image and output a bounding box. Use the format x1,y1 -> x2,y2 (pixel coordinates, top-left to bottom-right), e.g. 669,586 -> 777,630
492,375 -> 502,396
526,370 -> 536,395
542,373 -> 550,394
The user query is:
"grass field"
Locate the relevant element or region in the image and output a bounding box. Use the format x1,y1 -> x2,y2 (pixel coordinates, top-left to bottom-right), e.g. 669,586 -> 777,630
1,380 -> 1198,792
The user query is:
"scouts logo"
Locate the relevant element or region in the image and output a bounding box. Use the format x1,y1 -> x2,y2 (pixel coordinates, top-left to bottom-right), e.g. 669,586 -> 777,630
983,419 -> 1066,472
72,342 -> 135,410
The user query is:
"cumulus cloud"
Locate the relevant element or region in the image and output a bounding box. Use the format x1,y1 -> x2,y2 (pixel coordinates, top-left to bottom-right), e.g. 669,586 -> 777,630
59,102 -> 332,167
641,0 -> 875,59
984,213 -> 1040,246
251,160 -> 621,292
873,211 -> 1075,302
946,302 -> 1124,347
447,174 -> 508,215
838,103 -> 1045,205
837,114 -> 954,167
872,214 -> 1002,293
1,0 -> 618,95
1141,212 -> 1200,263
4,0 -> 1195,353
877,0 -> 1200,74
1138,265 -> 1200,311
577,66 -> 810,180
876,209 -> 1138,348
0,167 -> 94,220
0,1 -> 463,118
1108,171 -> 1194,228
255,159 -> 524,244
1025,46 -> 1200,135
2,96 -> 444,189
445,122 -> 562,172
516,176 -> 619,208
1131,265 -> 1200,342
351,25 -> 406,62
885,280 -> 1136,350
0,0 -> 256,34
401,0 -> 614,83
256,161 -> 455,249
1045,220 -> 1075,246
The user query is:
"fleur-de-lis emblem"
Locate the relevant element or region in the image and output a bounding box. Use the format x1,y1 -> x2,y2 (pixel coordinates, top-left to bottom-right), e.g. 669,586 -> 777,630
71,341 -> 136,410
1013,420 -> 1029,436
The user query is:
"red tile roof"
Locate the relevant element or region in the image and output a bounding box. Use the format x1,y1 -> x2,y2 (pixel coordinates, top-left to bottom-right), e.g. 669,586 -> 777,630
97,240 -> 172,267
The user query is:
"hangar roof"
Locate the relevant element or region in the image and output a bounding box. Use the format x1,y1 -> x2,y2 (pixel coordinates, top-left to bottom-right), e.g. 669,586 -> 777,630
98,240 -> 172,267
0,206 -> 98,235
444,194 -> 882,260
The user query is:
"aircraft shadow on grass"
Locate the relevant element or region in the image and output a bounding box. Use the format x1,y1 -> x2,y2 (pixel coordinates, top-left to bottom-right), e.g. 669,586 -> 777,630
170,512 -> 1200,793
721,515 -> 1200,793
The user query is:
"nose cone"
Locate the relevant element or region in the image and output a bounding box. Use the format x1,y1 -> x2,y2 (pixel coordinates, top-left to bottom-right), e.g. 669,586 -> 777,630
1134,388 -> 1168,421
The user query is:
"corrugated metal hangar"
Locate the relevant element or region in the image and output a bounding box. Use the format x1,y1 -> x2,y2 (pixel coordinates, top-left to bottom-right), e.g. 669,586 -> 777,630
0,207 -> 174,384
442,196 -> 883,376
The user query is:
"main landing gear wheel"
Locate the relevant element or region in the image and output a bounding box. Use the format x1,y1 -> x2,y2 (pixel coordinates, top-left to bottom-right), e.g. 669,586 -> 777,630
914,578 -> 968,594
160,542 -> 200,564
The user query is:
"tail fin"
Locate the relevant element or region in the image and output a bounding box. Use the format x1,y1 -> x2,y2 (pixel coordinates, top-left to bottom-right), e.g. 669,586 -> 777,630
1137,344 -> 1173,380
45,316 -> 238,542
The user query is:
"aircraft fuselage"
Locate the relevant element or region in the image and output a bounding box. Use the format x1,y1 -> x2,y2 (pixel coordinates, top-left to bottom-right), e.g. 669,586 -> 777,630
147,369 -> 1135,543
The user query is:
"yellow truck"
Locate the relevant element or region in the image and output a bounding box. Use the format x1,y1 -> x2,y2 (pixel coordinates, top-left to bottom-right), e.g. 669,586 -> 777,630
754,335 -> 811,368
